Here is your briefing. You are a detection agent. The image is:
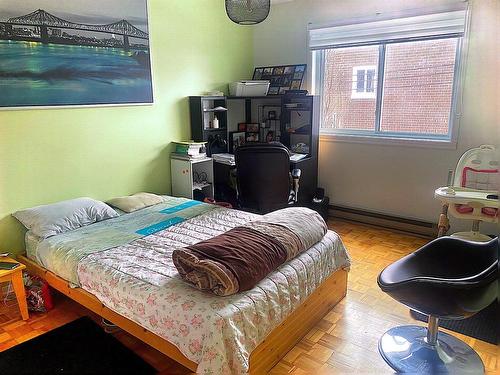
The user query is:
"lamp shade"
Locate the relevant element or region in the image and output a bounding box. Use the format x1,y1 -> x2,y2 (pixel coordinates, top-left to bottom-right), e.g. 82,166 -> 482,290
225,0 -> 271,25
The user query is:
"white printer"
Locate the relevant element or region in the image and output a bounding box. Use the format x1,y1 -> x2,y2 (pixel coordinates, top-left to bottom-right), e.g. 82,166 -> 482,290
229,80 -> 270,96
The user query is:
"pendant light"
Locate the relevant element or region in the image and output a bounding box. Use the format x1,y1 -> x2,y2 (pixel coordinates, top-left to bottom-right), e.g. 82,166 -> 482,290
225,0 -> 271,25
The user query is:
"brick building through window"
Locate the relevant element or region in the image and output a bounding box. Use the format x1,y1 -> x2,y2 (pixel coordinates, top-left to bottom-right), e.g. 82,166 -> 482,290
320,38 -> 457,135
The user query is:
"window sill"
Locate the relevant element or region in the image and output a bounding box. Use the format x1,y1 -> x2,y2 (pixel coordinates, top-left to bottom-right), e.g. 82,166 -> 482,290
319,133 -> 457,149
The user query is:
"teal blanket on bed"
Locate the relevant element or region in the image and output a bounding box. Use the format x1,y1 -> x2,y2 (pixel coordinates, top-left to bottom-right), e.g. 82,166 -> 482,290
34,197 -> 217,285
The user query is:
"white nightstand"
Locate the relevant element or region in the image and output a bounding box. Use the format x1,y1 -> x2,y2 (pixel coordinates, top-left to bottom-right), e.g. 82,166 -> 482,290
171,156 -> 214,200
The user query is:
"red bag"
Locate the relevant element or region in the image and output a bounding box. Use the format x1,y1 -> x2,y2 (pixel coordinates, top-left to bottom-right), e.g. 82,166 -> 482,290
24,273 -> 53,312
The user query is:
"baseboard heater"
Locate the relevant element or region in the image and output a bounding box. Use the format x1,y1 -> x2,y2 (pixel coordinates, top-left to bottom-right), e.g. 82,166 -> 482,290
329,205 -> 437,238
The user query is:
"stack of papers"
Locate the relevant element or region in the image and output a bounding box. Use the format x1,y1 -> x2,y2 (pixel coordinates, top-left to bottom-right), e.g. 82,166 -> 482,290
290,153 -> 307,162
212,153 -> 235,166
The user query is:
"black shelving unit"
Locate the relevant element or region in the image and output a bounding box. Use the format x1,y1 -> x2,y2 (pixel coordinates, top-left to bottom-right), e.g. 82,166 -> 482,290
189,96 -> 228,155
280,95 -> 316,158
280,95 -> 319,205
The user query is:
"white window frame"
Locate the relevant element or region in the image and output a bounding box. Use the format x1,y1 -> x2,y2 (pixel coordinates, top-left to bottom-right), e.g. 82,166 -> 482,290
351,65 -> 377,99
308,6 -> 469,148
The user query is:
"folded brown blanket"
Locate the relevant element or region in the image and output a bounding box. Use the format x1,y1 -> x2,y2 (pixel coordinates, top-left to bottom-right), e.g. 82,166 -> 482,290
172,207 -> 327,296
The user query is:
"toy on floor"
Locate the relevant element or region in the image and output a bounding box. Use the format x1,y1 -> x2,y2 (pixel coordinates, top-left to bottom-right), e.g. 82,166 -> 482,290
434,144 -> 498,241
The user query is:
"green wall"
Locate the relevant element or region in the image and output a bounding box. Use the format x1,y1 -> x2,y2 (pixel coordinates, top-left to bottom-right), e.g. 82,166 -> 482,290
0,0 -> 253,253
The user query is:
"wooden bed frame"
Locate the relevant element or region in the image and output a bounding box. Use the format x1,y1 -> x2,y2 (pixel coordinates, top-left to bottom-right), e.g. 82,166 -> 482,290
19,255 -> 347,374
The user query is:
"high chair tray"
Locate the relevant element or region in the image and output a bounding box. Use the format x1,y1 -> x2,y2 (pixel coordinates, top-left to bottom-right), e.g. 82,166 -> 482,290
435,187 -> 499,207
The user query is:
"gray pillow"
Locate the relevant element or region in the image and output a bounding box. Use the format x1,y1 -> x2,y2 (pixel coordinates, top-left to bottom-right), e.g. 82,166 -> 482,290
107,192 -> 166,213
13,197 -> 118,239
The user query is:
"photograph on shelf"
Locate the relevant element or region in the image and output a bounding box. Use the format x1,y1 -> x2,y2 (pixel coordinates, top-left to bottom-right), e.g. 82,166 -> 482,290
229,131 -> 246,153
246,133 -> 259,142
245,123 -> 259,132
294,72 -> 304,80
273,67 -> 284,75
267,87 -> 279,95
238,123 -> 247,131
290,80 -> 302,90
270,77 -> 280,85
265,130 -> 275,142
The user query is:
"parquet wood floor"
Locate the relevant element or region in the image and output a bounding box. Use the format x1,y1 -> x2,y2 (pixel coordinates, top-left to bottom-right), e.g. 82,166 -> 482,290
0,220 -> 497,374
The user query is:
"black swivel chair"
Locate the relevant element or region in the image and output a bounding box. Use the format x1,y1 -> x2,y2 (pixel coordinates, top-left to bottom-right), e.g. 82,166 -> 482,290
377,236 -> 498,374
234,143 -> 301,214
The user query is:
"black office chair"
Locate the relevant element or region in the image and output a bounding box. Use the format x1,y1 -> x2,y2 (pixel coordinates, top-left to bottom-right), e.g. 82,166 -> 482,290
234,143 -> 301,214
377,236 -> 498,374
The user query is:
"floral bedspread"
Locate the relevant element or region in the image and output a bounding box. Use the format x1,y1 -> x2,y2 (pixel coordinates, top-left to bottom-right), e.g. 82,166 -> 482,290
76,207 -> 351,374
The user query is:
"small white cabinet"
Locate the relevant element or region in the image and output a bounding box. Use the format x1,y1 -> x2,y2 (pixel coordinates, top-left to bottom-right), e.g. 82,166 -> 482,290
171,156 -> 214,200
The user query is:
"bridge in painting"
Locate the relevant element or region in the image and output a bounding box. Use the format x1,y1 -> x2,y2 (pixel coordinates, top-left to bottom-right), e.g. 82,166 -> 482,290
0,9 -> 148,50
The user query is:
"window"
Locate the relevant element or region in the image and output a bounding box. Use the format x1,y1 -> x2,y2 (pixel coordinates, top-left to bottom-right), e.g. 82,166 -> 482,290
309,7 -> 467,144
351,66 -> 376,99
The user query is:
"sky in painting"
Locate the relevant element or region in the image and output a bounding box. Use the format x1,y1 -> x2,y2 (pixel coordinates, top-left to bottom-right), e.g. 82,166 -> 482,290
0,0 -> 149,30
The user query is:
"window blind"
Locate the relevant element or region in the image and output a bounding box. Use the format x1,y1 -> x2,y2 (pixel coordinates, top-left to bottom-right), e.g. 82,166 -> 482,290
309,7 -> 468,50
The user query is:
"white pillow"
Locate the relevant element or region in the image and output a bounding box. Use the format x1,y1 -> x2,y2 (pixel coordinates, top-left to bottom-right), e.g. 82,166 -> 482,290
13,197 -> 118,239
107,192 -> 166,213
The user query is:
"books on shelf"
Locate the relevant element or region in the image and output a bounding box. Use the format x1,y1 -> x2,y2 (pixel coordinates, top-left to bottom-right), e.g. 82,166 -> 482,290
171,152 -> 209,161
173,141 -> 207,157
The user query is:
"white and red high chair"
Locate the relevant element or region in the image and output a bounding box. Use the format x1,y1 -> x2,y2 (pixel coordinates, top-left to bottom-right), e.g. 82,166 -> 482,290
435,145 -> 499,241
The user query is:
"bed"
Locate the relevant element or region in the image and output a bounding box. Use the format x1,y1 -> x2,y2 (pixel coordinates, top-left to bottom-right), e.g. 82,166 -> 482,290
19,196 -> 350,374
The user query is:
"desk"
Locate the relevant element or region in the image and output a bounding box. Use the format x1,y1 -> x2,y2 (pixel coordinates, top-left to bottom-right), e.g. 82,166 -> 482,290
0,257 -> 29,320
189,94 -> 319,207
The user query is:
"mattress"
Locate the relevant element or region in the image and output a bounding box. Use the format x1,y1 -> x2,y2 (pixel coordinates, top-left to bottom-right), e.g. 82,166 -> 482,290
26,197 -> 351,374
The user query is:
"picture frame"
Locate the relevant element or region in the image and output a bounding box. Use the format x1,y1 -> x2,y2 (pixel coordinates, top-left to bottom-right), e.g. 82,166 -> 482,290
290,80 -> 302,90
267,87 -> 279,95
229,131 -> 246,153
273,67 -> 284,75
265,130 -> 275,142
245,123 -> 260,132
252,64 -> 307,95
246,132 -> 259,142
0,0 -> 153,109
238,123 -> 247,132
293,72 -> 303,80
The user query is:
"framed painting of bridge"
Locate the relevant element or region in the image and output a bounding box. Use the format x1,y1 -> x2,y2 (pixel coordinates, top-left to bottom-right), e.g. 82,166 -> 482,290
0,0 -> 153,109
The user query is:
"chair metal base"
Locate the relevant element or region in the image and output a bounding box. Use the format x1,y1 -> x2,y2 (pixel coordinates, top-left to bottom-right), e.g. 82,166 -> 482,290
378,325 -> 484,374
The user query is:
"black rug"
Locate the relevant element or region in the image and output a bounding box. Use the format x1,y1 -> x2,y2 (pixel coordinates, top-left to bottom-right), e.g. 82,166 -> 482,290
0,317 -> 156,374
410,302 -> 498,345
